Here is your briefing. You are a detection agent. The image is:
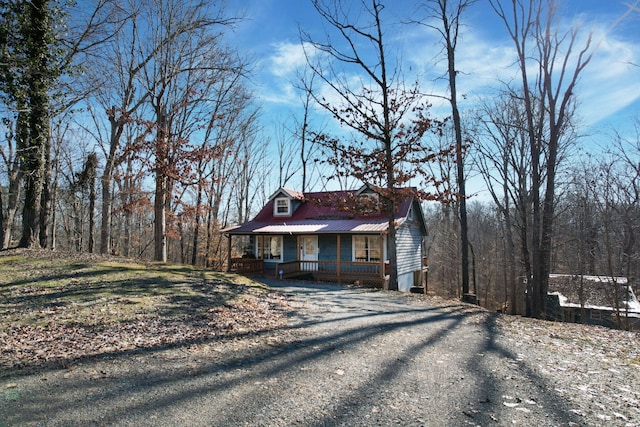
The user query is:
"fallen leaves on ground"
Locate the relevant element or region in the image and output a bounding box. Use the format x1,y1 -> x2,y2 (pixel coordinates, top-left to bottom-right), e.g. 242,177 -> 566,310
0,249 -> 293,373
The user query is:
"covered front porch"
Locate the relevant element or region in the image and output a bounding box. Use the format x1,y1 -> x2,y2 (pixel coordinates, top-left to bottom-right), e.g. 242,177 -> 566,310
226,233 -> 388,287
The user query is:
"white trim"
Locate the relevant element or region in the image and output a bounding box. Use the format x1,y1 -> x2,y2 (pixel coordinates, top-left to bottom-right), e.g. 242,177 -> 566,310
352,235 -> 385,262
274,197 -> 291,216
300,235 -> 319,271
268,187 -> 303,201
256,235 -> 283,262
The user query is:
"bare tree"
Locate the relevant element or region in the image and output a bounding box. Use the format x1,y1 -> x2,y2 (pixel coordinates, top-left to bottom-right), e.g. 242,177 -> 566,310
115,141 -> 152,257
275,123 -> 299,189
202,102 -> 262,269
303,0 -> 450,290
415,0 -> 476,299
612,125 -> 640,287
84,0 -> 153,256
190,77 -> 256,266
232,118 -> 267,226
0,0 -> 120,249
475,91 -> 533,314
490,0 -> 595,318
135,0 -> 241,262
596,125 -> 640,308
293,70 -> 324,192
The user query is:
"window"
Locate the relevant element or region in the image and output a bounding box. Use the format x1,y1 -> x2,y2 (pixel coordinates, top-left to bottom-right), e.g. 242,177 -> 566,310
256,236 -> 283,262
353,235 -> 382,262
274,197 -> 291,216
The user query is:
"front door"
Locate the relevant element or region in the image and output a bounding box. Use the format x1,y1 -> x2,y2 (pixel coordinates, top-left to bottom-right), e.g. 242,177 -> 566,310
300,235 -> 318,271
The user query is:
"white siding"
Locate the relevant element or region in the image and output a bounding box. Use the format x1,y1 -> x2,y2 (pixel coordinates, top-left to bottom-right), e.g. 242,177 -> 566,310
396,220 -> 423,275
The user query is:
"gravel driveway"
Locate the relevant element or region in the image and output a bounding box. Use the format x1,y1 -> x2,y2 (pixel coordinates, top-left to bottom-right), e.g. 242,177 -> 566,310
1,279 -> 638,426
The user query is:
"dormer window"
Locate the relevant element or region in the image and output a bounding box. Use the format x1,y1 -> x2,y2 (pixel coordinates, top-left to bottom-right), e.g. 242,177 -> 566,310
274,197 -> 291,216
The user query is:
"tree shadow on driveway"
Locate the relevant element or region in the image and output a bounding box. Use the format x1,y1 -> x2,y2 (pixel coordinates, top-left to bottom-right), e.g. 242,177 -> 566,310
1,280 -> 582,426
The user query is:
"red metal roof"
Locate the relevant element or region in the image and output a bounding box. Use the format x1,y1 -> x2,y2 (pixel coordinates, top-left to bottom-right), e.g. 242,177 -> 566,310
225,188 -> 418,235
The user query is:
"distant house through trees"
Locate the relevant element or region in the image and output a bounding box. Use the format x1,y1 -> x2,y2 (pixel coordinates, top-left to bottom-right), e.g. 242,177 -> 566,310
545,274 -> 640,330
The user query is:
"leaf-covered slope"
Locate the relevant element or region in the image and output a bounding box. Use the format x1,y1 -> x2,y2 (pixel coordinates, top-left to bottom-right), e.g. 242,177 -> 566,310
0,249 -> 291,372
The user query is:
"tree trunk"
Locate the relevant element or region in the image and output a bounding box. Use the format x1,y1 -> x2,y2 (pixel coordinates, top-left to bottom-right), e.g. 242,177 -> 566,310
122,159 -> 134,257
88,172 -> 96,253
123,211 -> 131,257
154,109 -> 168,262
384,131 -> 399,291
49,139 -> 60,250
2,156 -> 22,249
100,171 -> 112,254
73,197 -> 82,252
100,114 -> 125,255
446,33 -> 469,298
191,180 -> 203,266
154,171 -> 167,262
19,129 -> 46,248
39,131 -> 52,248
204,186 -> 214,269
0,191 -> 4,249
19,0 -> 50,249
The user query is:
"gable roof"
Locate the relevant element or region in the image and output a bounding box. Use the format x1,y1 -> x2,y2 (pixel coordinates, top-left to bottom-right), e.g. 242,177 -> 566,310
224,187 -> 425,235
548,274 -> 640,315
270,187 -> 304,201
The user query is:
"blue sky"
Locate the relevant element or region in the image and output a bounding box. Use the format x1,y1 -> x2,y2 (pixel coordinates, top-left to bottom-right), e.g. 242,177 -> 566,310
227,0 -> 640,192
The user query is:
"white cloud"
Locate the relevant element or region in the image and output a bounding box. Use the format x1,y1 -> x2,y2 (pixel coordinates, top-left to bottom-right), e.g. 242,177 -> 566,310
269,41 -> 317,77
406,19 -> 640,129
578,32 -> 640,127
260,8 -> 640,134
253,41 -> 322,106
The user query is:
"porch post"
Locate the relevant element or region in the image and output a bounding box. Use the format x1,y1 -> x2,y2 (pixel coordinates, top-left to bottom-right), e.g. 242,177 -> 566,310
226,234 -> 232,272
297,235 -> 301,272
336,234 -> 341,283
379,233 -> 385,279
260,235 -> 265,259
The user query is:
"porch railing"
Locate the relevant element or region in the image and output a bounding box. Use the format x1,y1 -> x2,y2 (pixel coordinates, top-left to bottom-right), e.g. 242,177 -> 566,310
276,260 -> 386,285
229,258 -> 263,275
